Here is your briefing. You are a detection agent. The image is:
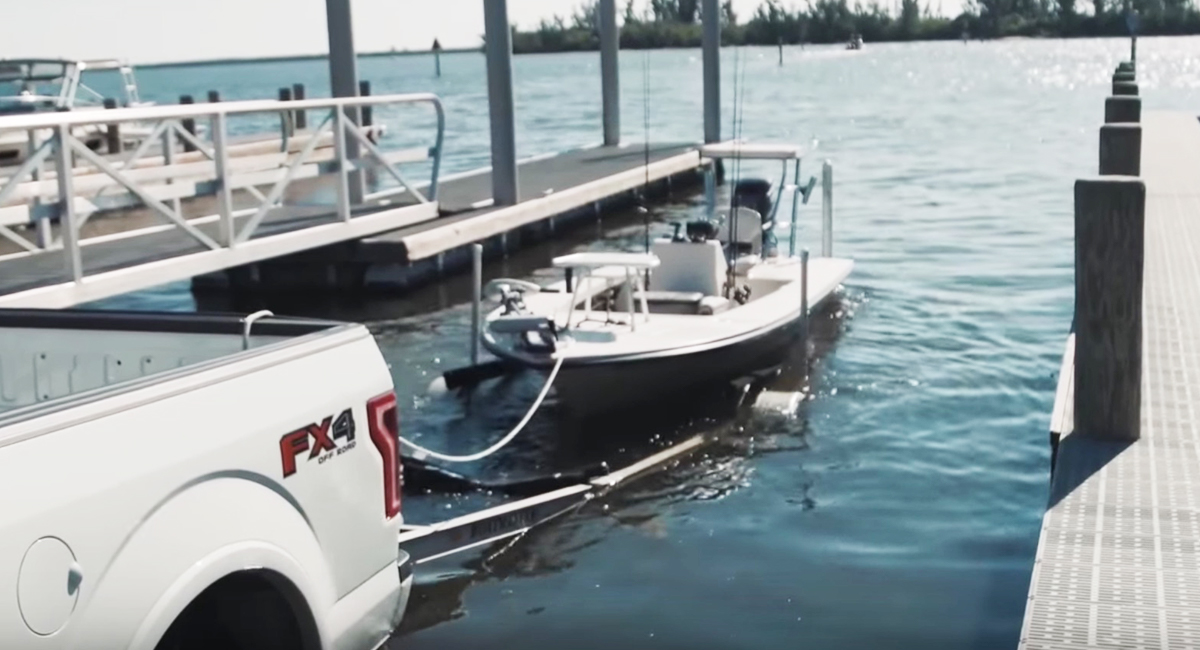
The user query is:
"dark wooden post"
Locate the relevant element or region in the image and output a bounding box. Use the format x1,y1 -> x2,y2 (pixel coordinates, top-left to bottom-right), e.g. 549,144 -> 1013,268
207,90 -> 221,103
358,80 -> 372,127
278,87 -> 294,138
102,98 -> 121,154
1099,124 -> 1141,176
1113,81 -> 1139,96
180,94 -> 197,152
358,80 -> 373,142
292,83 -> 307,129
1074,177 -> 1145,441
1105,96 -> 1141,124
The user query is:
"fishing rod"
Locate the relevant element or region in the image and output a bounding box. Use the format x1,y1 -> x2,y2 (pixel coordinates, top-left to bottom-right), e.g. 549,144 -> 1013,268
725,48 -> 748,300
641,52 -> 652,257
639,51 -> 653,290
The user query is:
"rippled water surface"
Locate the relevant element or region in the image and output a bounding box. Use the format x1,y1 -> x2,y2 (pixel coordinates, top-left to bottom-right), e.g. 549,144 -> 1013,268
93,36 -> 1200,649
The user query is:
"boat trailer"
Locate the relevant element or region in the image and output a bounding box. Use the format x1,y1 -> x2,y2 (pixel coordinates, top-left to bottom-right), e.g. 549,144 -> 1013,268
397,435 -> 707,565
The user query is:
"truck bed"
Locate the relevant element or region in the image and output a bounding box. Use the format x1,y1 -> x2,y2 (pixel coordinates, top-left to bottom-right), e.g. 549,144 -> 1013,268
0,308 -> 349,419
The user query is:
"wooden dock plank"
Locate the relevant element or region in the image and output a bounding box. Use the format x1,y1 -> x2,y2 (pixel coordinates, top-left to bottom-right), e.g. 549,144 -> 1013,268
359,143 -> 702,263
1020,111 -> 1200,650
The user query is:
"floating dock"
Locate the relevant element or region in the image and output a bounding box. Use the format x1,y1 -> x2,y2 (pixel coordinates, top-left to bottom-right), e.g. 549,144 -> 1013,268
194,142 -> 705,294
1019,67 -> 1200,648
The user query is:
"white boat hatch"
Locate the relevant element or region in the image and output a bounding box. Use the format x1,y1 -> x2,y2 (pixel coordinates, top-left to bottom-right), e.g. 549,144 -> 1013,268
551,251 -> 661,270
699,142 -> 806,160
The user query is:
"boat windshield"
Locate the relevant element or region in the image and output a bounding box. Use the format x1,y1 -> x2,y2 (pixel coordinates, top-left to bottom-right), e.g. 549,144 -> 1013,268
0,60 -> 72,115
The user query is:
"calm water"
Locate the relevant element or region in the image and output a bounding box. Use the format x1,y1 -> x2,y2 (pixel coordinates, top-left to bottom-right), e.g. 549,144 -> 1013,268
90,37 -> 1200,649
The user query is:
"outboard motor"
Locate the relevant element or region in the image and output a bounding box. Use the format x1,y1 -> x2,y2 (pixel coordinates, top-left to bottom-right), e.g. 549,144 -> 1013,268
729,178 -> 779,256
732,178 -> 774,221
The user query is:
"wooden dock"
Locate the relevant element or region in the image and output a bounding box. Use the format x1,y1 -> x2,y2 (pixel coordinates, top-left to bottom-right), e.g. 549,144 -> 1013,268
1019,76 -> 1200,647
0,91 -> 708,306
191,142 -> 705,294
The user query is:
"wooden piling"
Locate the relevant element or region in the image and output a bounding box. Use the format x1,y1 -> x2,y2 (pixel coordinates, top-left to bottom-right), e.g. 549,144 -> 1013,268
1074,177 -> 1145,441
292,83 -> 307,129
207,90 -> 221,103
278,87 -> 294,137
1099,124 -> 1142,176
102,98 -> 121,154
1105,96 -> 1141,124
180,95 -> 197,152
1113,81 -> 1139,96
359,80 -> 373,131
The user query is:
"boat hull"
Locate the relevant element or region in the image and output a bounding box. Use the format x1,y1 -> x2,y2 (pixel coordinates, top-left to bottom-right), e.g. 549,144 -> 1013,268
548,308 -> 808,417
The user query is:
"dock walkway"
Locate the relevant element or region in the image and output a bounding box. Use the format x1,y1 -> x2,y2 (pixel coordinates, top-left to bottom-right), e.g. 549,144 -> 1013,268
1020,111 -> 1200,649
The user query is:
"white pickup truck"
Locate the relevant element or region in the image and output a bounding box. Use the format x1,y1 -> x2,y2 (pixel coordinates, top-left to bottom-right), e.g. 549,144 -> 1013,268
0,308 -> 411,650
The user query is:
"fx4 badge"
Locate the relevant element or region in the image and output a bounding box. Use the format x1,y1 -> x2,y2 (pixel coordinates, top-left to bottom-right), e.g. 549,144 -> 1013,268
280,408 -> 356,477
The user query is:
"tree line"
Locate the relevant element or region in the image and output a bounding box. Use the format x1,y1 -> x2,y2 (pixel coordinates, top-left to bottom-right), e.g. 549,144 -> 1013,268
508,0 -> 1197,53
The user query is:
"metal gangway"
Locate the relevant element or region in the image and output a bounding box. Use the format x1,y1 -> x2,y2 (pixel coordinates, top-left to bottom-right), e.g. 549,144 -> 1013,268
0,93 -> 444,308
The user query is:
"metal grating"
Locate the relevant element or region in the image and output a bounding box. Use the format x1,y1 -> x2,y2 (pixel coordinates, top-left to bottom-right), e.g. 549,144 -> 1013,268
1020,112 -> 1200,650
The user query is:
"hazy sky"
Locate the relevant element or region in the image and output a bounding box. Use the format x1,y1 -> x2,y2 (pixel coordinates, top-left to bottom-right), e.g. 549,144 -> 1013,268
2,0 -> 955,65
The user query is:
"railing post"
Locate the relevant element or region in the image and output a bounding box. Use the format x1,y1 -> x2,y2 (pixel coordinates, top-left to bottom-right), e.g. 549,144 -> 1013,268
163,118 -> 181,217
29,129 -> 51,248
179,95 -> 197,153
702,0 -> 721,144
210,113 -> 235,246
1105,96 -> 1140,124
821,160 -> 833,257
483,0 -> 519,207
333,108 -> 352,222
53,125 -> 82,282
1099,124 -> 1141,176
292,83 -> 307,129
1074,177 -> 1145,441
599,0 -> 620,147
102,98 -> 121,154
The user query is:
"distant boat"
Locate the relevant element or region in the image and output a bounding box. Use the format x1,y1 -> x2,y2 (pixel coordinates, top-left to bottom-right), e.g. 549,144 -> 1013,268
0,58 -> 155,164
846,34 -> 865,50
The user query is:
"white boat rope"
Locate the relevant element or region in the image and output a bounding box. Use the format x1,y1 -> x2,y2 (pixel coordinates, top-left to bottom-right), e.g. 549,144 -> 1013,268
399,355 -> 566,463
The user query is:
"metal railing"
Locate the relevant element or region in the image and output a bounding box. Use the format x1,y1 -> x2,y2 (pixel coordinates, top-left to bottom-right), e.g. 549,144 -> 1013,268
0,93 -> 444,286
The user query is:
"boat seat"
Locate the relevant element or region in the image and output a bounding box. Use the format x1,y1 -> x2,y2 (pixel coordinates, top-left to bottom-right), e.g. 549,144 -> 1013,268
649,239 -> 726,297
644,290 -> 705,304
718,207 -> 764,257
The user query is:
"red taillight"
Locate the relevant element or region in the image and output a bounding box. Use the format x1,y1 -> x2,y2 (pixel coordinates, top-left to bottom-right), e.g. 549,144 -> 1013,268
367,391 -> 402,519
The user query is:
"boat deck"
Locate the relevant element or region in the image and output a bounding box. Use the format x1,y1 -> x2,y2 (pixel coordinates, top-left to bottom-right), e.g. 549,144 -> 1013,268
1019,111 -> 1200,649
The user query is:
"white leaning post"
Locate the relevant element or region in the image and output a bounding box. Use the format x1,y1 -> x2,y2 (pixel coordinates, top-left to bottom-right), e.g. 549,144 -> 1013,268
471,243 -> 483,365
53,125 -> 82,282
800,248 -> 809,342
821,160 -> 833,258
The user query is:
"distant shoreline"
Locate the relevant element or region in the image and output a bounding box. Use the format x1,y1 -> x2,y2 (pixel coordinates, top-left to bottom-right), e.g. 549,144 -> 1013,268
139,47 -> 480,70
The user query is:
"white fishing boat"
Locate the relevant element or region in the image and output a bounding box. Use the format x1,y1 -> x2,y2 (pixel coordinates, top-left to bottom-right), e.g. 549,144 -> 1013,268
0,58 -> 154,164
478,143 -> 854,416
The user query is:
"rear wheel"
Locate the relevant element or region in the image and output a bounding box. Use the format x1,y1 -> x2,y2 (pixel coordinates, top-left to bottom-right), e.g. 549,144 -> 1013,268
154,572 -> 315,650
